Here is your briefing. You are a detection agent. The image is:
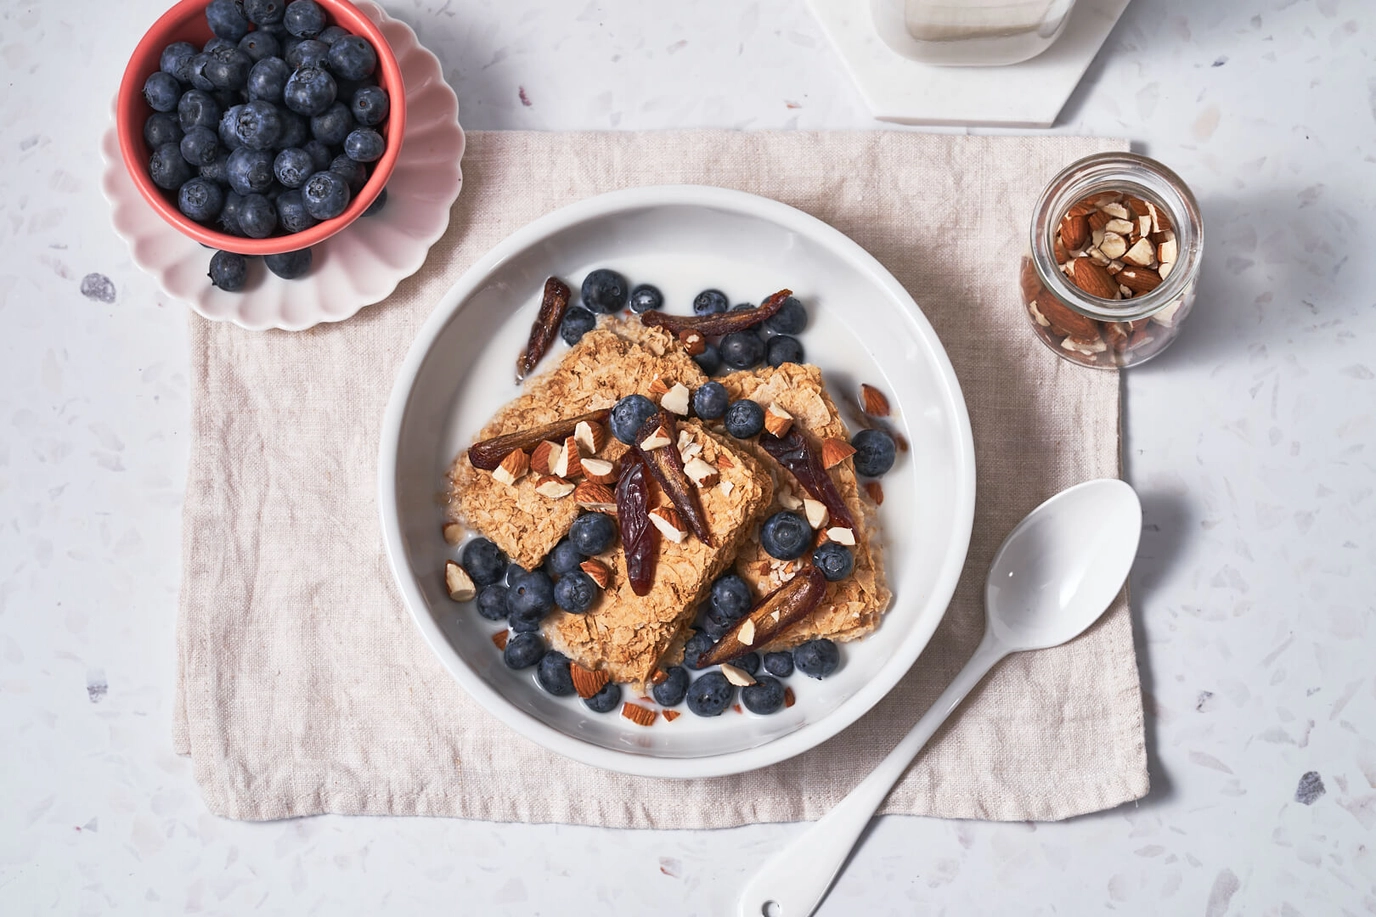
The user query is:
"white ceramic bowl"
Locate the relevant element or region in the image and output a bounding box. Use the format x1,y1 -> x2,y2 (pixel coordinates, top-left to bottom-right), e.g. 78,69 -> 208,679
379,185 -> 975,779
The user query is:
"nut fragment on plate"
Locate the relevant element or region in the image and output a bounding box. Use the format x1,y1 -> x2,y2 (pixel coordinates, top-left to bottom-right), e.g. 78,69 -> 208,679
534,475 -> 576,499
720,663 -> 756,687
648,505 -> 688,543
821,437 -> 856,469
445,560 -> 476,602
683,456 -> 720,488
580,558 -> 612,589
639,425 -> 672,451
570,662 -> 610,699
530,440 -> 558,476
661,382 -> 691,416
573,480 -> 618,512
859,383 -> 890,417
580,457 -> 618,484
763,402 -> 794,437
492,448 -> 529,486
621,702 -> 657,726
553,435 -> 581,479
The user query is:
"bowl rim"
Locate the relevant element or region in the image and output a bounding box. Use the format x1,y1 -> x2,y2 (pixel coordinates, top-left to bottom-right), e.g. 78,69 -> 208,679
377,184 -> 977,779
116,0 -> 407,256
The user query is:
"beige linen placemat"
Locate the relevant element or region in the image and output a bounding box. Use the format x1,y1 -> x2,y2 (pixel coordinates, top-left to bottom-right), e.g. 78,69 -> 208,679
175,130 -> 1146,826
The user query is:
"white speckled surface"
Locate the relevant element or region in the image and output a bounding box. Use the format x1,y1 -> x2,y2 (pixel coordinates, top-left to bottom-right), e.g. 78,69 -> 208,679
2,0 -> 1374,914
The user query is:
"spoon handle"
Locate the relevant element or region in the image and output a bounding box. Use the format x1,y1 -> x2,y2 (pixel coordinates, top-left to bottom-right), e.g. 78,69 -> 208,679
736,635 -> 1007,917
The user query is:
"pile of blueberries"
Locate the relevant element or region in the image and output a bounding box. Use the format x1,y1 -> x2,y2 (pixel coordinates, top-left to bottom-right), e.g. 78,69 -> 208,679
453,270 -> 903,720
139,0 -> 391,290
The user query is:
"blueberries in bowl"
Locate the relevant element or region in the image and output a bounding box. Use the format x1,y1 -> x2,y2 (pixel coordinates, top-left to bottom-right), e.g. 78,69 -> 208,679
682,630 -> 716,671
652,666 -> 690,707
762,651 -> 794,678
178,177 -> 224,222
301,169 -> 350,219
793,639 -> 840,680
686,671 -> 734,717
143,71 -> 182,112
812,542 -> 855,582
461,538 -> 508,587
691,381 -> 728,420
723,399 -> 765,439
560,306 -> 597,346
581,268 -> 629,314
553,570 -> 598,614
610,394 -> 658,445
766,334 -> 804,367
328,35 -> 379,80
719,330 -> 765,370
536,650 -> 576,696
568,512 -> 617,556
741,676 -> 786,714
708,573 -> 752,622
693,288 -> 728,315
629,283 -> 662,314
760,511 -> 810,560
763,295 -> 808,335
583,680 -> 622,714
851,428 -> 897,477
503,632 -> 544,670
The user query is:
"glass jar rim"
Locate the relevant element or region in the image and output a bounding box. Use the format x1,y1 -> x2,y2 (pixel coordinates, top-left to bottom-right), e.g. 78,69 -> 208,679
1029,152 -> 1202,323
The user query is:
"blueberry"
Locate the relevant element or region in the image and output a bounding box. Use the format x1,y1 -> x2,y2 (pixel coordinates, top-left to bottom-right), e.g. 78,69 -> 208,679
208,250 -> 249,292
144,111 -> 183,148
582,680 -> 622,713
350,85 -> 390,127
503,631 -> 544,669
693,289 -> 728,315
766,334 -> 804,367
178,89 -> 221,131
187,53 -> 216,91
460,537 -> 507,587
686,671 -> 734,716
728,652 -> 760,675
143,71 -> 181,112
287,38 -> 330,70
301,169 -> 350,218
149,142 -> 194,190
280,36 -> 303,64
852,428 -> 897,477
508,570 -> 555,621
206,0 -> 251,41
812,542 -> 854,582
762,651 -> 794,678
316,24 -> 349,45
682,630 -> 716,670
204,46 -> 253,91
327,35 -> 377,81
700,610 -> 733,640
265,248 -> 312,279
693,342 -> 722,376
273,147 -> 314,187
284,65 -> 337,116
559,306 -> 597,346
362,186 -> 387,216
309,102 -> 353,145
235,99 -> 282,150
284,0 -> 327,38
199,150 -> 231,184
178,125 -> 219,166
237,193 -> 278,238
237,31 -> 280,63
243,0 -> 285,26
475,584 -> 509,621
760,511 -> 810,560
580,268 -> 629,314
329,154 -> 367,193
504,562 -> 530,585
569,512 -> 616,556
277,111 -> 309,150
610,394 -> 657,445
210,88 -> 241,112
218,104 -> 244,150
709,574 -> 752,621
202,37 -> 236,55
178,177 -> 224,222
536,650 -> 576,696
546,538 -> 585,576
793,639 -> 840,680
218,191 -> 246,235
652,666 -> 690,707
247,56 -> 290,103
722,399 -> 765,439
741,676 -> 786,714
763,296 -> 808,335
720,330 -> 765,370
691,381 -> 728,420
344,127 -> 384,162
554,570 -> 598,614
160,41 -> 198,81
303,138 -> 332,170
628,284 -> 662,314
227,147 -> 275,194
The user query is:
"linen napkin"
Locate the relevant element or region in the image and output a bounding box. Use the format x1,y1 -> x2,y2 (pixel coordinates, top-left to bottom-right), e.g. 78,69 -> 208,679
175,130 -> 1146,826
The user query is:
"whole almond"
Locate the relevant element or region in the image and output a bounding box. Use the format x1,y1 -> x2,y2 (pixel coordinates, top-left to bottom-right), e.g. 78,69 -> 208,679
1066,259 -> 1121,300
1060,213 -> 1089,251
1117,267 -> 1162,295
573,480 -> 617,512
529,440 -> 558,476
1034,290 -> 1102,339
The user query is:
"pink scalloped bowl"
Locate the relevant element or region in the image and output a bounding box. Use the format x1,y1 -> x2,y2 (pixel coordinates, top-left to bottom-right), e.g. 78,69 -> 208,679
116,0 -> 406,256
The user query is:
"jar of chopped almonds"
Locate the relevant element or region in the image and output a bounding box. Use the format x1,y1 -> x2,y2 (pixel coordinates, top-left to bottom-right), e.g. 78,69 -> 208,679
1021,152 -> 1202,368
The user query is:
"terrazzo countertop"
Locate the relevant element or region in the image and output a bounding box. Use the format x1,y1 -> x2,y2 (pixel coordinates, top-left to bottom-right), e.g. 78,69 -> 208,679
3,0 -> 1375,914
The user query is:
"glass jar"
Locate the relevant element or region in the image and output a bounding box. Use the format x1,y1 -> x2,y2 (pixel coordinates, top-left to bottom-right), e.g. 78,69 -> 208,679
1020,152 -> 1202,369
871,0 -> 1079,66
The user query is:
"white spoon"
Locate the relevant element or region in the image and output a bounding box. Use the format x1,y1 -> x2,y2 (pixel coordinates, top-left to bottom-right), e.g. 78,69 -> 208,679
737,478 -> 1143,917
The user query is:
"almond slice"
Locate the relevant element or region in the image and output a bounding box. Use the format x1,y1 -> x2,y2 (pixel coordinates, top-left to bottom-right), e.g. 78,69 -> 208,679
825,526 -> 856,546
579,558 -> 611,589
639,425 -> 672,451
863,481 -> 884,505
763,402 -> 793,438
621,702 -> 657,726
533,475 -> 575,499
580,457 -> 618,485
573,480 -> 617,512
662,709 -> 681,722
783,687 -> 796,708
683,456 -> 720,488
649,505 -> 687,543
570,663 -> 610,699
491,448 -> 529,486
491,630 -> 509,650
574,420 -> 607,456
720,663 -> 756,687
738,618 -> 756,646
803,497 -> 829,530
445,561 -> 476,602
821,437 -> 857,469
661,382 -> 691,416
859,384 -> 891,417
